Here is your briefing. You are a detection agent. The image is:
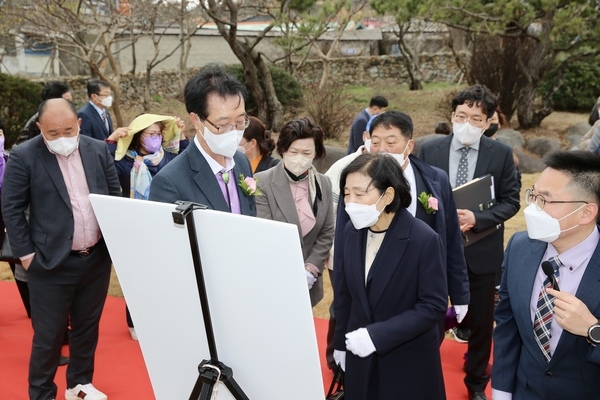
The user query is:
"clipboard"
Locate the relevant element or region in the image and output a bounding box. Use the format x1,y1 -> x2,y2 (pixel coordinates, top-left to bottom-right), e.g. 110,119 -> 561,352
453,174 -> 499,246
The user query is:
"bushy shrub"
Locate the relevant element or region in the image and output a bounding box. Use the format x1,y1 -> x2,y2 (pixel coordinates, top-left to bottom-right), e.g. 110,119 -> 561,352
303,83 -> 354,141
226,64 -> 303,114
0,73 -> 42,147
540,56 -> 600,112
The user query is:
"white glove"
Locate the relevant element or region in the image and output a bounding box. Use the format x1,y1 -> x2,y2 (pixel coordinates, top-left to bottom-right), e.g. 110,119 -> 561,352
305,270 -> 317,289
333,350 -> 346,371
345,327 -> 376,358
454,304 -> 469,323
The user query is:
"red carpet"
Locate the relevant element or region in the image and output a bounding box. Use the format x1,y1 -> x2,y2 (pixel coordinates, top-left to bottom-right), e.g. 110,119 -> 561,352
0,281 -> 491,399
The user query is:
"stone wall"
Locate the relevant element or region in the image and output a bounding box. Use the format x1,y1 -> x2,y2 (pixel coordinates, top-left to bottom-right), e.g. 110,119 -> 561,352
292,54 -> 462,86
32,70 -> 197,108
33,53 -> 462,106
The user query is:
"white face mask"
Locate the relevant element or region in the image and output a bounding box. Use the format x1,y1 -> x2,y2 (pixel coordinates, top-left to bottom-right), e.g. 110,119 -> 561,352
44,133 -> 79,157
202,126 -> 244,158
283,153 -> 314,176
345,193 -> 385,230
453,122 -> 483,146
524,203 -> 585,243
382,142 -> 410,168
101,95 -> 113,108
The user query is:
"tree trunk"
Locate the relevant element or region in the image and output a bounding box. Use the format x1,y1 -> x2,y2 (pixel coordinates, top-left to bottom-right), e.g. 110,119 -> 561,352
398,26 -> 423,91
517,83 -> 553,129
516,20 -> 554,129
257,54 -> 283,132
319,59 -> 331,89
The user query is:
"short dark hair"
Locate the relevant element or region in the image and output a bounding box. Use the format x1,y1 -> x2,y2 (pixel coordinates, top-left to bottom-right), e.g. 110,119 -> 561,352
340,152 -> 411,213
41,81 -> 70,101
369,96 -> 388,108
87,79 -> 110,98
184,63 -> 248,119
0,118 -> 5,131
452,85 -> 498,118
38,98 -> 78,122
243,116 -> 275,157
368,111 -> 413,139
435,121 -> 451,135
276,118 -> 326,160
543,150 -> 600,208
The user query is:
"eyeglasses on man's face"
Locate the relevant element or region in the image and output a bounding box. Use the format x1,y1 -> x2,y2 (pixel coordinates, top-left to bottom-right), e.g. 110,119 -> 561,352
525,188 -> 588,211
453,113 -> 487,128
203,115 -> 251,134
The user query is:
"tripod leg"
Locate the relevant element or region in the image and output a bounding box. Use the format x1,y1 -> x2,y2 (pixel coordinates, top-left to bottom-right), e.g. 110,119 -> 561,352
224,376 -> 250,400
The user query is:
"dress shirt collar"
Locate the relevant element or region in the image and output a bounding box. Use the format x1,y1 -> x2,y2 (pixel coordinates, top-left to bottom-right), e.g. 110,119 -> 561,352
451,134 -> 481,152
544,226 -> 600,274
89,101 -> 106,119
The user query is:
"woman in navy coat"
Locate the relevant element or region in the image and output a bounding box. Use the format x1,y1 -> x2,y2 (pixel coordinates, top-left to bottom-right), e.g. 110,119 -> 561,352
333,153 -> 448,399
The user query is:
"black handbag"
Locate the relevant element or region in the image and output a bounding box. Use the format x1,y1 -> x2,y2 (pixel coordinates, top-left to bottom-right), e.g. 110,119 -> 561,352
0,230 -> 20,264
326,364 -> 344,400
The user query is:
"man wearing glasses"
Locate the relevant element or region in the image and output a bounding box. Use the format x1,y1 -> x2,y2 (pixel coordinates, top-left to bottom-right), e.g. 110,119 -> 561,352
149,64 -> 256,217
492,150 -> 600,400
418,85 -> 520,400
78,79 -> 129,141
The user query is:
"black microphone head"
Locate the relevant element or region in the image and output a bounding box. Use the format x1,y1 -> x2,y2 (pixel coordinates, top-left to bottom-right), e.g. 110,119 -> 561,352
541,261 -> 555,278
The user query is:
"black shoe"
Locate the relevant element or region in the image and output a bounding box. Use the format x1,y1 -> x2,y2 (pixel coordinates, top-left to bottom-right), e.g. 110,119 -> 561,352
468,391 -> 488,400
59,355 -> 69,366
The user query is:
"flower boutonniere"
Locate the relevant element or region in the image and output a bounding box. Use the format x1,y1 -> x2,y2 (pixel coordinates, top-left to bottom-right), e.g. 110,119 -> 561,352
418,192 -> 438,214
238,174 -> 262,196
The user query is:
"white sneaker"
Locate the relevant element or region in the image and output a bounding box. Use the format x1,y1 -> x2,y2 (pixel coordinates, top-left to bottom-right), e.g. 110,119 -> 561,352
65,383 -> 107,400
129,327 -> 138,341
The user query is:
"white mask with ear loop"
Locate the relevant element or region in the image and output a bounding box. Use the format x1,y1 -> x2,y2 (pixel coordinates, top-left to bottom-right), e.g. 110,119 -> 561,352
43,131 -> 79,157
345,193 -> 385,230
383,142 -> 411,168
453,122 -> 483,146
199,122 -> 244,159
524,203 -> 586,243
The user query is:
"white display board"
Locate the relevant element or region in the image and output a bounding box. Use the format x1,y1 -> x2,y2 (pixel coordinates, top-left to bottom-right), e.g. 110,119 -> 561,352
89,195 -> 324,400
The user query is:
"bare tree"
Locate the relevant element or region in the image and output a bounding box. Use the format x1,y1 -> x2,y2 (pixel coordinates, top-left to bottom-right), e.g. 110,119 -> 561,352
201,0 -> 289,130
371,0 -> 425,90
302,0 -> 367,88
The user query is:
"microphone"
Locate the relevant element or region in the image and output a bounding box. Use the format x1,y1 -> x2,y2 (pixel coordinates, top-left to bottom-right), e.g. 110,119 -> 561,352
542,261 -> 560,291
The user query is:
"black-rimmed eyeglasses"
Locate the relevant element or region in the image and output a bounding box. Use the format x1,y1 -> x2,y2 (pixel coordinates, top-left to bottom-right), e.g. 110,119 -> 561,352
203,115 -> 251,134
525,188 -> 588,211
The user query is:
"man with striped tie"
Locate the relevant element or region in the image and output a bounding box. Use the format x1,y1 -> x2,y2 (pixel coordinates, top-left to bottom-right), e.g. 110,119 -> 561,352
492,150 -> 600,400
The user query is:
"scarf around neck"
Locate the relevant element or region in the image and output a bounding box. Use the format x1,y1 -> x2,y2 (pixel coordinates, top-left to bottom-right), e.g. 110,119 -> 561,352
127,148 -> 165,199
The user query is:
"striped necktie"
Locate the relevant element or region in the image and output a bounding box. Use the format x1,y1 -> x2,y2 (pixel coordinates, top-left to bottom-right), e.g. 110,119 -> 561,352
533,256 -> 562,362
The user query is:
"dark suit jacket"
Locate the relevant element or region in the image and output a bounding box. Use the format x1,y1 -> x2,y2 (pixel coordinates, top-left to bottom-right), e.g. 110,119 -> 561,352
334,209 -> 447,399
1,135 -> 121,273
411,155 -> 469,305
418,135 -> 520,274
492,231 -> 600,399
333,156 -> 469,305
254,163 -> 334,306
78,102 -> 113,140
254,155 -> 279,174
346,109 -> 369,155
148,142 -> 256,217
